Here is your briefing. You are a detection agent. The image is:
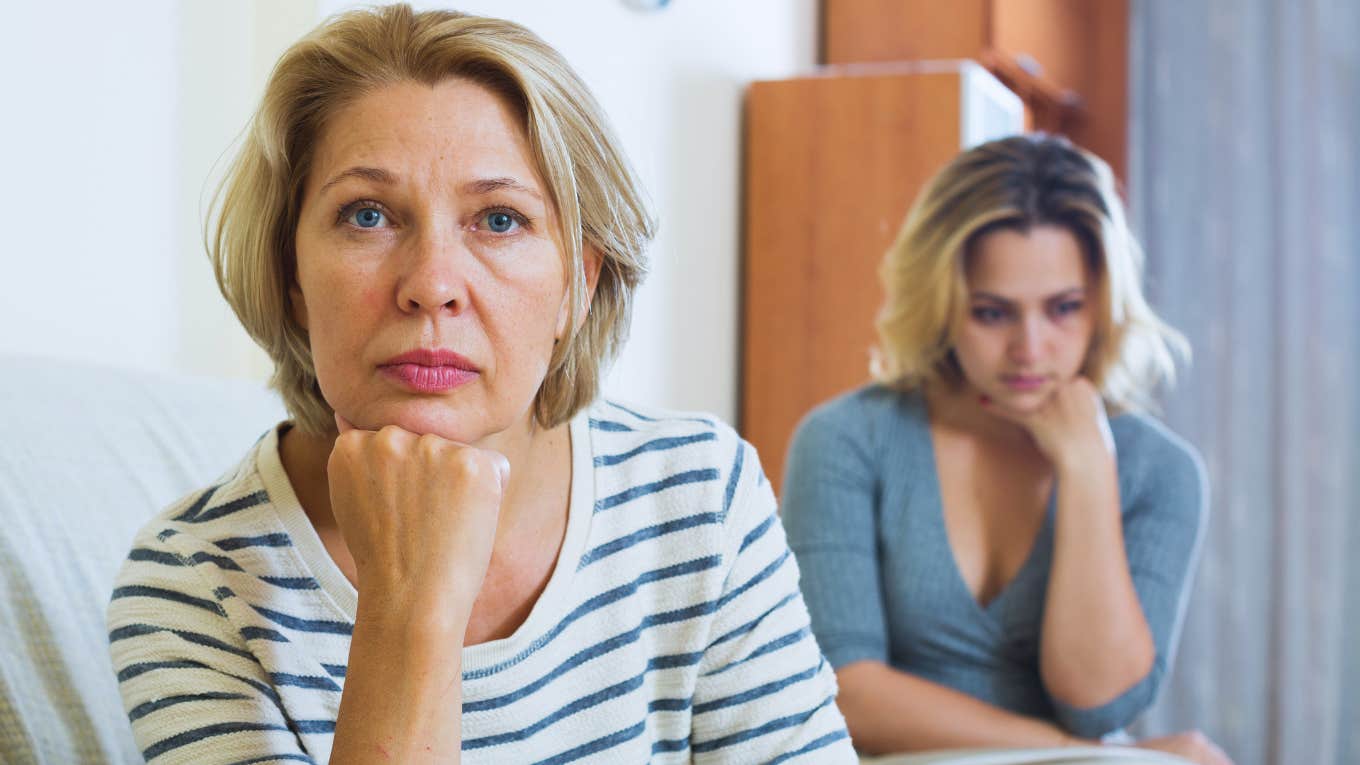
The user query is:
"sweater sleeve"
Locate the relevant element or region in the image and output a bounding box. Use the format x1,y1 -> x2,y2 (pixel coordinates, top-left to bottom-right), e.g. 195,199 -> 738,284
1049,425 -> 1210,738
779,403 -> 889,670
689,439 -> 856,764
107,523 -> 315,765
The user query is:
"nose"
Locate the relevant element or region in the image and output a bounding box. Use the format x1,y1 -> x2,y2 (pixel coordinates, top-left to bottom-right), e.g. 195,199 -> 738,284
395,226 -> 468,315
1008,314 -> 1046,365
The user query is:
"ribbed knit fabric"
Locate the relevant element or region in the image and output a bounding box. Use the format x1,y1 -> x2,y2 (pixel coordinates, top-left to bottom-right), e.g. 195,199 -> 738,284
781,385 -> 1207,739
107,399 -> 855,764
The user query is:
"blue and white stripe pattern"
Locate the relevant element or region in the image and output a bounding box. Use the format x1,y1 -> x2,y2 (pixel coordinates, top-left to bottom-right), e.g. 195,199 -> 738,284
107,399 -> 854,764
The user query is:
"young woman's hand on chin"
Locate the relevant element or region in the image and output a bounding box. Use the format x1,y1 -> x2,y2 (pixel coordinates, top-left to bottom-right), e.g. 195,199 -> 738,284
980,376 -> 1116,475
325,413 -> 510,623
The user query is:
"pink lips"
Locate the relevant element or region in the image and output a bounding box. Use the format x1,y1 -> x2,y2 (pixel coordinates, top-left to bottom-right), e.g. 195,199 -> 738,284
1001,374 -> 1048,392
379,348 -> 479,393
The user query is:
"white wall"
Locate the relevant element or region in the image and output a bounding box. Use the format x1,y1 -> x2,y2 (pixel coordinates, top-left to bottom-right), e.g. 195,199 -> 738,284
0,0 -> 817,424
2,2 -> 180,373
0,1 -> 312,381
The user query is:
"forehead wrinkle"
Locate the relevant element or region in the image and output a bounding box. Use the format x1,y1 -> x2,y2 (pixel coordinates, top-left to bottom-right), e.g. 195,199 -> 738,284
312,124 -> 541,192
463,177 -> 543,201
306,80 -> 551,220
317,166 -> 397,197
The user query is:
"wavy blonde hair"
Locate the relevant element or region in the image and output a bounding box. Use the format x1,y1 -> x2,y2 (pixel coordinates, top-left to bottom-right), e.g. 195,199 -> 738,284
210,4 -> 654,435
873,134 -> 1187,413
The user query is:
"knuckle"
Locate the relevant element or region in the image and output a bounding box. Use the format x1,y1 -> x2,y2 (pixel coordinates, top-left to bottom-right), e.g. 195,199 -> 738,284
448,447 -> 482,476
374,425 -> 407,454
417,433 -> 445,456
334,430 -> 366,459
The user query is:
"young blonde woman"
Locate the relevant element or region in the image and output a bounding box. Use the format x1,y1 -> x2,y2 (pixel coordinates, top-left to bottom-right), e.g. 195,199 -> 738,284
105,6 -> 853,763
781,135 -> 1232,764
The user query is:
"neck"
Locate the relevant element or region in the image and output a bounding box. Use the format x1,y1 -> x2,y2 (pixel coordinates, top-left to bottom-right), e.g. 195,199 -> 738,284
922,380 -> 1033,448
279,412 -> 572,535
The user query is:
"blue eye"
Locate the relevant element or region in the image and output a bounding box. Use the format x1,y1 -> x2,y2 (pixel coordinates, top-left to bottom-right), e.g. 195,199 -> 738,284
347,206 -> 386,228
971,306 -> 1007,324
483,210 -> 520,234
1053,300 -> 1084,317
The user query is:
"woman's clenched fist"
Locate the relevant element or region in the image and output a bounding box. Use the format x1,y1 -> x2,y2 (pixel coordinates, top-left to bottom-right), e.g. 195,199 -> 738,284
326,414 -> 510,621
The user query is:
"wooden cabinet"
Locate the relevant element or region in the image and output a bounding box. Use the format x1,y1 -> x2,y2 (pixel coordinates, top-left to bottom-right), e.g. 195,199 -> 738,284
822,0 -> 1128,181
742,63 -> 1021,492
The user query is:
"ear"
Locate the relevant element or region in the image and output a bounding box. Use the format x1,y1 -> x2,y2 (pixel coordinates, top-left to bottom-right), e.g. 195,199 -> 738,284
580,244 -> 603,319
556,244 -> 604,338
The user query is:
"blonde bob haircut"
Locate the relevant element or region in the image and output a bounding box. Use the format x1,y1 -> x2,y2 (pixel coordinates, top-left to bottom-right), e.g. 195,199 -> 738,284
873,134 -> 1187,414
210,4 -> 654,435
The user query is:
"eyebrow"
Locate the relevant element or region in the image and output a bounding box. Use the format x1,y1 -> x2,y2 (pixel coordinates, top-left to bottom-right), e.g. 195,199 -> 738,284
316,169 -> 544,202
462,177 -> 543,201
971,287 -> 1086,306
318,166 -> 396,196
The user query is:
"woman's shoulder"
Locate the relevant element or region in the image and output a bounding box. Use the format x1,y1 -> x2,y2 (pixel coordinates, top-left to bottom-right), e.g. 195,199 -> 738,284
808,381 -> 923,420
790,382 -> 927,454
119,427 -> 290,572
1109,411 -> 1208,505
1110,411 -> 1204,470
586,398 -> 769,521
587,398 -> 727,437
586,398 -> 741,464
588,396 -> 745,463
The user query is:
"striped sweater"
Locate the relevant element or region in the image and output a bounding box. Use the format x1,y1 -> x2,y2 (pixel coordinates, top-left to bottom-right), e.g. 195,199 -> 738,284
106,399 -> 855,764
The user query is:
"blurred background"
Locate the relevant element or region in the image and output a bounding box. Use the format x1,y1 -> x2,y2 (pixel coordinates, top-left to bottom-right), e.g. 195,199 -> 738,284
0,2 -> 1354,763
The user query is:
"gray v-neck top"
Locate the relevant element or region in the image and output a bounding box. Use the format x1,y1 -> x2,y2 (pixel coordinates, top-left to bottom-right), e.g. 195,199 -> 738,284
780,385 -> 1207,739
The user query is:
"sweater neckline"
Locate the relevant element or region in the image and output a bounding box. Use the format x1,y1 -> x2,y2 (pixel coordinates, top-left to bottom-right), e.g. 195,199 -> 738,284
253,409 -> 596,675
908,390 -> 1057,624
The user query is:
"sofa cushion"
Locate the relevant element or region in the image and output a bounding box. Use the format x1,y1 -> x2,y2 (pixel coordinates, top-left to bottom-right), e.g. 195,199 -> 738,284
0,354 -> 284,764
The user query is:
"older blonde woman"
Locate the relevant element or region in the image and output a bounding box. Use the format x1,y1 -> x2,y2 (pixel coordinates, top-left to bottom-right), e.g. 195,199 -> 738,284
106,6 -> 853,763
781,135 -> 1231,764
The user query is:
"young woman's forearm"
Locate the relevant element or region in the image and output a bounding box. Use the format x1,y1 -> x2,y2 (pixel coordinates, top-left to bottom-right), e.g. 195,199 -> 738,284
330,596 -> 468,764
1040,456 -> 1155,708
836,661 -> 1087,755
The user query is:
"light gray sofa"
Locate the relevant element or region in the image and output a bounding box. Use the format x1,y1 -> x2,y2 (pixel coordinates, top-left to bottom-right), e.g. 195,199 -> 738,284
0,354 -> 284,764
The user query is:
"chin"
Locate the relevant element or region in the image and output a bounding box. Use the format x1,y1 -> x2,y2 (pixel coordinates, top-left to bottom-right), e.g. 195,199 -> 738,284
993,387 -> 1050,413
356,399 -> 504,443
